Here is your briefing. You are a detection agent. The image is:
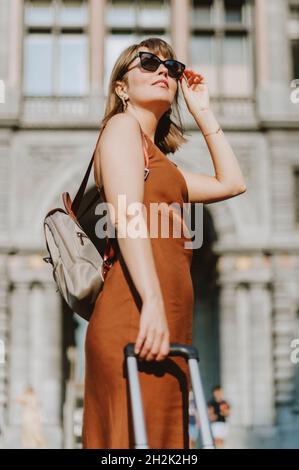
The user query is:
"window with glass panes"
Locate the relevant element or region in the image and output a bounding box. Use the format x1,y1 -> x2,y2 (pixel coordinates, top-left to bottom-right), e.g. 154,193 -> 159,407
23,0 -> 89,97
189,0 -> 253,98
104,0 -> 171,95
288,1 -> 299,80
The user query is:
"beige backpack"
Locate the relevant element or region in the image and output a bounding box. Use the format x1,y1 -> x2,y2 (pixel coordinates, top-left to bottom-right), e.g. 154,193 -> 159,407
43,123 -> 150,321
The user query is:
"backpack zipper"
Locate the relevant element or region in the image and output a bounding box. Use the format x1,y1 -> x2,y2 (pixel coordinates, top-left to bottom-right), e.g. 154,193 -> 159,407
76,231 -> 88,245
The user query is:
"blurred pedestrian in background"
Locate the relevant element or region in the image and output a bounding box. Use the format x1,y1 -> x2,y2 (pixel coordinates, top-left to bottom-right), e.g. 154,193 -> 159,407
207,385 -> 230,448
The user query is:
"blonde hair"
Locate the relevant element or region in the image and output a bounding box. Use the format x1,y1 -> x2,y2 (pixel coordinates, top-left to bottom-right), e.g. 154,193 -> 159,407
99,37 -> 189,155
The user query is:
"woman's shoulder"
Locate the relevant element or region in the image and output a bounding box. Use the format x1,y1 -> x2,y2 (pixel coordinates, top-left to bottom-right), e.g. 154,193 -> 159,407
94,113 -> 145,189
102,113 -> 142,137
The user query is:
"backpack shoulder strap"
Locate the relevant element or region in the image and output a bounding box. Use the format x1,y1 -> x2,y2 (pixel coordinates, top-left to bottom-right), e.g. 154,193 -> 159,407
68,118 -> 150,218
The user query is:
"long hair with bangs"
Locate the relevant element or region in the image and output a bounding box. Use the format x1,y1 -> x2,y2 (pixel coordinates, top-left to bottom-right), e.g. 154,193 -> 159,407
99,37 -> 189,155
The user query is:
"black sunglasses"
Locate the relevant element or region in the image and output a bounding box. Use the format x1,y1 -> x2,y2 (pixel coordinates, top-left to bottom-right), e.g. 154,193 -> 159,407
123,51 -> 186,80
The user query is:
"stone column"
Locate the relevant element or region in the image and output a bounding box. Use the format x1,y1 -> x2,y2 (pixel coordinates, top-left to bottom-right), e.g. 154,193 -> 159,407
266,0 -> 289,83
272,271 -> 297,406
219,275 -> 241,425
0,254 -> 9,436
255,0 -> 268,87
219,254 -> 275,427
8,0 -> 23,91
256,0 -> 293,117
28,283 -> 46,393
235,283 -> 252,426
250,281 -> 275,426
41,282 -> 62,427
293,305 -> 299,413
0,0 -> 23,117
90,0 -> 106,118
171,0 -> 189,64
8,281 -> 30,425
90,0 -> 105,93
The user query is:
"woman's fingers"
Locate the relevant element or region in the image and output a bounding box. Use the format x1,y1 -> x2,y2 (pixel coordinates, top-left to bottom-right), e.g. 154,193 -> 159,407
137,329 -> 169,362
155,333 -> 170,362
134,301 -> 169,362
134,325 -> 147,355
183,69 -> 205,86
138,330 -> 155,359
144,331 -> 163,361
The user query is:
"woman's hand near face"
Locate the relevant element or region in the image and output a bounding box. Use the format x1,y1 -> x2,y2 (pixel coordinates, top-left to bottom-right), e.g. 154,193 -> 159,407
179,68 -> 210,116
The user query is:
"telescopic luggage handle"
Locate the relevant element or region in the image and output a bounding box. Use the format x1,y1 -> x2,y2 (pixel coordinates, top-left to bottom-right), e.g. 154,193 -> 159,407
124,342 -> 215,449
125,342 -> 199,360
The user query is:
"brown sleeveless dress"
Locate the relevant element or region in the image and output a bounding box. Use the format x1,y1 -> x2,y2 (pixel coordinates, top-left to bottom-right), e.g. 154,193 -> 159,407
82,132 -> 194,449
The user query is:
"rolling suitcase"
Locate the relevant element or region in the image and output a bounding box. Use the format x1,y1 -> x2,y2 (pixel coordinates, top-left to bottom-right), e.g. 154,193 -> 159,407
124,342 -> 215,449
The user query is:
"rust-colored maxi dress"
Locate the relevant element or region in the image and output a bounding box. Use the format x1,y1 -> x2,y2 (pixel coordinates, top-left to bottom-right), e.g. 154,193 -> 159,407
82,131 -> 194,449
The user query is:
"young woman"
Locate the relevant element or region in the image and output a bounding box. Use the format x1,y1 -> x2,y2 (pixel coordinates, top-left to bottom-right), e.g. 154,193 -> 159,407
82,37 -> 246,449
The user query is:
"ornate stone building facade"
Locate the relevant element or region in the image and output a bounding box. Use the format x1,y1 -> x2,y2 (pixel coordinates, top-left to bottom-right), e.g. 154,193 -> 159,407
0,0 -> 298,448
